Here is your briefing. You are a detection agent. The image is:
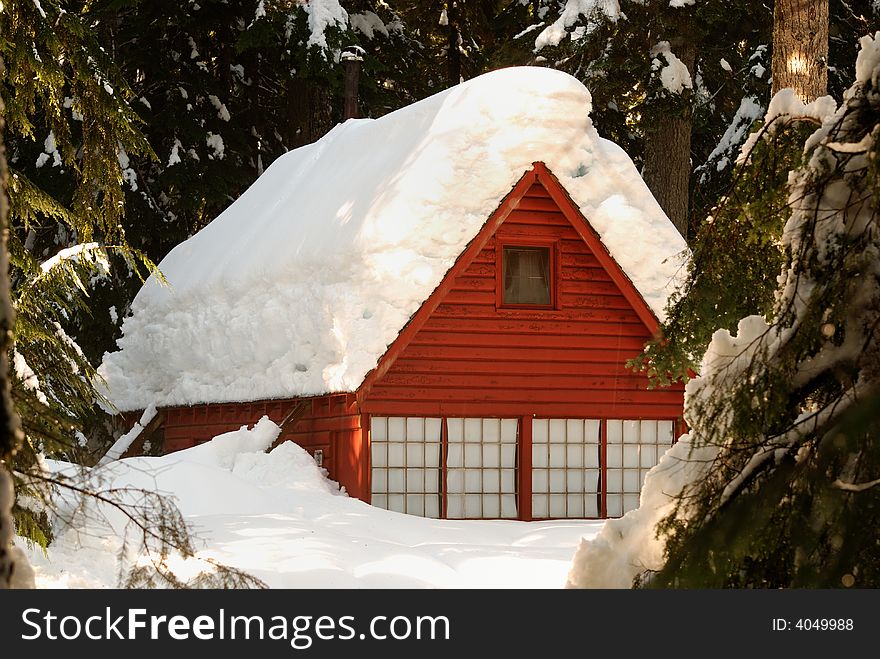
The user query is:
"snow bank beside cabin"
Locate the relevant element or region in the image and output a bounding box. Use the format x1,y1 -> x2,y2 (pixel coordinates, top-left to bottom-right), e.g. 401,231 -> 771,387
50,417 -> 341,539
100,66 -> 686,410
565,433 -> 716,588
567,315 -> 771,587
25,419 -> 602,589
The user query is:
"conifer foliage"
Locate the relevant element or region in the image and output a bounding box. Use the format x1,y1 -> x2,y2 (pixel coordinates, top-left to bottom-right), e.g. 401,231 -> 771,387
1,0 -> 158,547
531,0 -> 773,236
0,1 -> 263,587
646,33 -> 880,588
631,111 -> 823,387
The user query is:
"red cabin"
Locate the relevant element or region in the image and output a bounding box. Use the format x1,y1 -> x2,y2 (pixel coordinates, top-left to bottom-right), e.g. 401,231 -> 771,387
101,68 -> 686,521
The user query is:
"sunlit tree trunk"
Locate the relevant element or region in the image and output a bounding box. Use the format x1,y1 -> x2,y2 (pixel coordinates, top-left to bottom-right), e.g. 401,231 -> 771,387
772,0 -> 829,101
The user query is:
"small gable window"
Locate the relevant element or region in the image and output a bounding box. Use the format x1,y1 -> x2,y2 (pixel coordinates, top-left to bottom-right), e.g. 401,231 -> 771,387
501,245 -> 553,307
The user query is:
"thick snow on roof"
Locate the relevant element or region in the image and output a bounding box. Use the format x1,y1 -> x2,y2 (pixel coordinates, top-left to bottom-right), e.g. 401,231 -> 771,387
100,66 -> 686,410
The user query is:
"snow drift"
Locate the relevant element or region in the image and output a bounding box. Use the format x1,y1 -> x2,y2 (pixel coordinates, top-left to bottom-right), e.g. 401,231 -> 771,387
22,419 -> 602,588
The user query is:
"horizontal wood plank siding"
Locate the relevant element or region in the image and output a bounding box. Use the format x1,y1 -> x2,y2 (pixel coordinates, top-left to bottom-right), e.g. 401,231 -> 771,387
162,394 -> 365,496
364,180 -> 684,419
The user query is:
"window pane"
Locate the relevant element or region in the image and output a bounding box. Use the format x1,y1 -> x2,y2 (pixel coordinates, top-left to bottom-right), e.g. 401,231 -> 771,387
406,417 -> 424,441
465,470 -> 481,493
501,494 -> 518,519
532,444 -> 548,468
502,246 -> 551,305
388,494 -> 405,513
406,443 -> 423,467
388,443 -> 405,467
425,442 -> 441,468
482,444 -> 500,468
425,496 -> 440,519
388,417 -> 406,441
532,494 -> 549,518
447,495 -> 465,518
532,419 -> 549,444
531,418 -> 602,520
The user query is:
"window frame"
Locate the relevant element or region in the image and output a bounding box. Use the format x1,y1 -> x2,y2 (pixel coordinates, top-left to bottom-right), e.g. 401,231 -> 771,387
368,415 -> 681,520
495,239 -> 559,310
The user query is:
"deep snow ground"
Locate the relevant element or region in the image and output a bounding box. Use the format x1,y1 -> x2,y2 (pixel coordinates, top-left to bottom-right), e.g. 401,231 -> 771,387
19,418 -> 602,589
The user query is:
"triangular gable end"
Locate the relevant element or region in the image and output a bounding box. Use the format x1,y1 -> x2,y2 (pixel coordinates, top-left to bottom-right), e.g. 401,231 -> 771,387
530,162 -> 661,333
357,162 -> 660,405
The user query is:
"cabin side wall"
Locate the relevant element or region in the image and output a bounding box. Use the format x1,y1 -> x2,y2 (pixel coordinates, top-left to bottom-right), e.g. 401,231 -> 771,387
162,395 -> 366,499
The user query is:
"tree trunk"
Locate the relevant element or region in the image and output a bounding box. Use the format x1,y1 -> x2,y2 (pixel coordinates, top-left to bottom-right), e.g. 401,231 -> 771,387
447,1 -> 462,85
0,96 -> 29,589
642,41 -> 695,239
772,0 -> 829,101
286,78 -> 333,149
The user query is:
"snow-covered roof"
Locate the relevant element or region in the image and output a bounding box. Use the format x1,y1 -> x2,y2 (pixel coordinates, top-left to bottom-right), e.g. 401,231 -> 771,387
99,66 -> 687,411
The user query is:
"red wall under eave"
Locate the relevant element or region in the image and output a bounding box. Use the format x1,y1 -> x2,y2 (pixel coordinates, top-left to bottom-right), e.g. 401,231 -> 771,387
360,179 -> 685,420
161,394 -> 368,499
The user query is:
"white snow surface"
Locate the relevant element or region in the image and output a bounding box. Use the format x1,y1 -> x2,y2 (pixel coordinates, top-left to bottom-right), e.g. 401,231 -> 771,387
700,95 -> 763,178
99,66 -> 686,411
566,314 -> 771,588
855,31 -> 880,86
20,419 -> 602,588
737,89 -> 838,166
534,0 -> 620,51
13,350 -> 47,405
303,0 -> 347,51
651,41 -> 693,94
205,132 -> 225,160
349,11 -> 388,39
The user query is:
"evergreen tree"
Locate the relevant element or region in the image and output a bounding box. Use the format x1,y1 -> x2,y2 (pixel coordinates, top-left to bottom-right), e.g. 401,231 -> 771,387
386,1 -> 525,91
63,1 -> 426,373
646,32 -> 880,588
532,0 -> 773,238
632,108 -> 824,387
1,84 -> 33,589
828,0 -> 878,98
632,2 -> 879,388
1,0 -> 156,545
1,2 -> 274,586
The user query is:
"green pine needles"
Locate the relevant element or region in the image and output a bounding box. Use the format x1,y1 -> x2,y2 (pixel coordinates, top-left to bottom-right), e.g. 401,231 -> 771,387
644,40 -> 880,588
2,0 -> 159,547
631,114 -> 820,387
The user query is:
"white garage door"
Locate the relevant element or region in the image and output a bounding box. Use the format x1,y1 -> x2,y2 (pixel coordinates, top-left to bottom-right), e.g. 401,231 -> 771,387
370,416 -> 518,519
605,419 -> 675,517
531,419 -> 601,518
370,416 -> 676,520
446,418 -> 518,519
370,416 -> 442,517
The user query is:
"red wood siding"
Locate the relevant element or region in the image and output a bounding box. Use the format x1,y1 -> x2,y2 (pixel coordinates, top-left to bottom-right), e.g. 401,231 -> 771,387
362,179 -> 685,419
162,395 -> 367,499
